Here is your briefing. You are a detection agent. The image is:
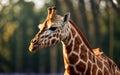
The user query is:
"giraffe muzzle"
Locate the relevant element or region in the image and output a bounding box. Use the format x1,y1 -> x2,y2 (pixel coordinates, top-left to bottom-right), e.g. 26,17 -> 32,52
29,43 -> 37,52
29,39 -> 39,52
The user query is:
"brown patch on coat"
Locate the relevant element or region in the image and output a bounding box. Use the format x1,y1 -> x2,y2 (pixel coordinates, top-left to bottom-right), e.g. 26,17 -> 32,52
80,45 -> 88,62
68,53 -> 79,64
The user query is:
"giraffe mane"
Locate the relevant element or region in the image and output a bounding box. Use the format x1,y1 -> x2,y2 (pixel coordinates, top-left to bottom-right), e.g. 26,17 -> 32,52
69,20 -> 93,52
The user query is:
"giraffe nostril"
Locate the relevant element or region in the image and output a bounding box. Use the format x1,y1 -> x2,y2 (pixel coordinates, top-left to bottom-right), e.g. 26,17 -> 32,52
32,39 -> 37,44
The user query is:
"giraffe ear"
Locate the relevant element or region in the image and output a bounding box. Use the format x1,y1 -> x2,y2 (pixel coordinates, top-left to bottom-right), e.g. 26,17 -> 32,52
63,12 -> 70,24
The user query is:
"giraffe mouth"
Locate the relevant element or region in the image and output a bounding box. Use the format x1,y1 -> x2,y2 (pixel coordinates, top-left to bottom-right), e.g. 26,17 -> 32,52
29,42 -> 48,52
29,43 -> 39,52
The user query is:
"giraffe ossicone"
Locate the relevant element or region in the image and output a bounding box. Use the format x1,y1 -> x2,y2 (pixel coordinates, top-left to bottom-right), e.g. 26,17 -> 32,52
29,6 -> 120,75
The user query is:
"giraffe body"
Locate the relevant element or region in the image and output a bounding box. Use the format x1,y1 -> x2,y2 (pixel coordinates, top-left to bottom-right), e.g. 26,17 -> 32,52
29,6 -> 120,75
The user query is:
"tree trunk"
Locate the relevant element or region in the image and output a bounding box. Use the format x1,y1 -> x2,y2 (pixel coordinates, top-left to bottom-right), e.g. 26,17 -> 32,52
109,15 -> 114,59
90,0 -> 101,47
64,0 -> 79,26
78,0 -> 89,39
109,0 -> 120,16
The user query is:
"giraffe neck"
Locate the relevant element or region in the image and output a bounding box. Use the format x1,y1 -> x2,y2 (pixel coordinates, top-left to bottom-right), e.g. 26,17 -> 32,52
62,20 -> 96,74
61,20 -> 120,75
62,20 -> 92,50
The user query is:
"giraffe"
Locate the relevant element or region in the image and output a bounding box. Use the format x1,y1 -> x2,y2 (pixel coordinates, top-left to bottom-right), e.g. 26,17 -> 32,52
29,6 -> 120,75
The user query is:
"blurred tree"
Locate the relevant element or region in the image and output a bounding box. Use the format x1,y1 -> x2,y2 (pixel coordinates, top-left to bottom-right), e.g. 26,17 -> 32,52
78,0 -> 89,39
109,0 -> 120,15
64,0 -> 79,26
90,0 -> 101,47
0,0 -> 120,73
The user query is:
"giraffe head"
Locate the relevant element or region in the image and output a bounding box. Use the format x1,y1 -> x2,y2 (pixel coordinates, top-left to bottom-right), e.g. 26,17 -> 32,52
29,6 -> 71,52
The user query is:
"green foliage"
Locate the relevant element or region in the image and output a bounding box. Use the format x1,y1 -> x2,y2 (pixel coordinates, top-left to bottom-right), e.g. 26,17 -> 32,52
0,0 -> 54,72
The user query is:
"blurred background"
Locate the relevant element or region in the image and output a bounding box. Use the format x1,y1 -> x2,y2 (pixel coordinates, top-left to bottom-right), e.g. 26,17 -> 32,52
0,0 -> 120,74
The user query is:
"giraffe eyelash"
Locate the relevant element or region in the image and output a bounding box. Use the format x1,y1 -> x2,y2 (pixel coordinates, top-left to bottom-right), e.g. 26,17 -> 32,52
49,26 -> 57,31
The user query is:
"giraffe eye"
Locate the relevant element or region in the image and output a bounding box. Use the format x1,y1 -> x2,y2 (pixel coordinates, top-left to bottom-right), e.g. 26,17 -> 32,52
49,26 -> 57,31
